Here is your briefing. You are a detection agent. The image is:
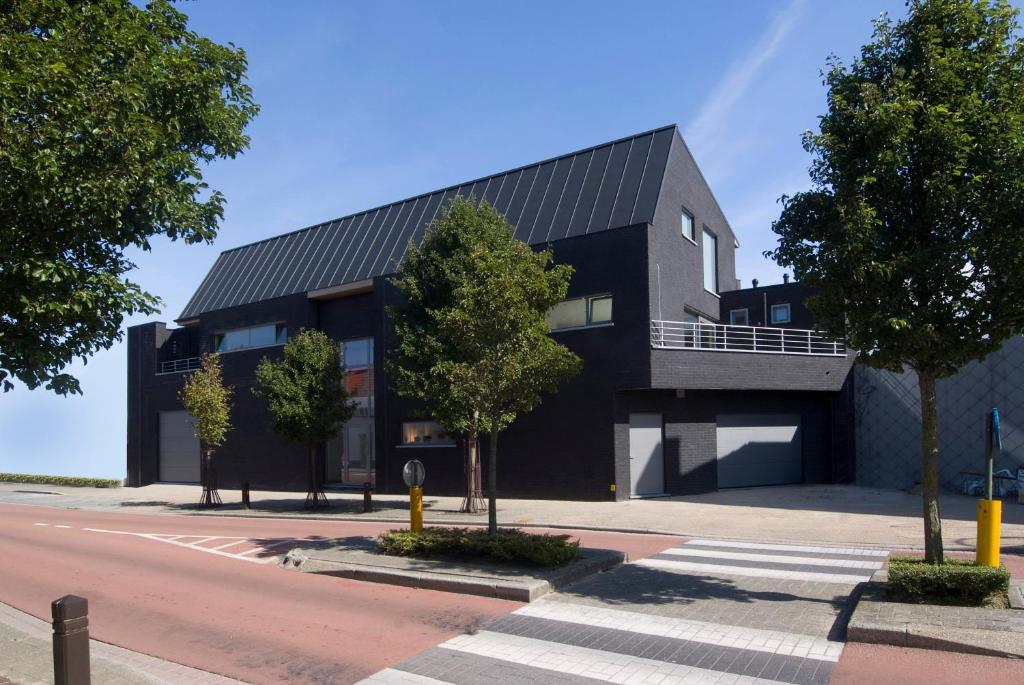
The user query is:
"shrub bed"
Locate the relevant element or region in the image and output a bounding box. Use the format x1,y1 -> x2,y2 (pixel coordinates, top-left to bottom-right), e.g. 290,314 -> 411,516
0,473 -> 122,488
887,556 -> 1009,606
377,526 -> 580,567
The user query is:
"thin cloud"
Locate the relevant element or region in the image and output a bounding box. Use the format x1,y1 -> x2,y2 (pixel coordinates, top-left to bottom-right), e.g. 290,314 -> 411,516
685,0 -> 806,158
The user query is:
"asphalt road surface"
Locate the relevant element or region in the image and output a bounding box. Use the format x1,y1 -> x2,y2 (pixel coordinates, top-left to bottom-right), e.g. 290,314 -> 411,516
0,502 -> 676,683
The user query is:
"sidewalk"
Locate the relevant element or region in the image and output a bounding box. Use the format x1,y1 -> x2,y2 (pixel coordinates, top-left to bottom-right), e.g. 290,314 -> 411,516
4,481 -> 1024,552
0,601 -> 245,684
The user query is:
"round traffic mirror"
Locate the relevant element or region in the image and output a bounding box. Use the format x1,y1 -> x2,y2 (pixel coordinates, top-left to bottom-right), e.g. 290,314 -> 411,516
403,459 -> 426,488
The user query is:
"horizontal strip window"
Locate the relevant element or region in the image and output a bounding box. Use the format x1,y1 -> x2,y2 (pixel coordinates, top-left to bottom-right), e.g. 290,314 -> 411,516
214,324 -> 287,353
547,294 -> 613,332
401,420 -> 455,447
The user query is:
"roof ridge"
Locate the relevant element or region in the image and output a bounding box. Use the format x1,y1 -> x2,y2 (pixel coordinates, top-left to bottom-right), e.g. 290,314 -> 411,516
215,124 -> 679,257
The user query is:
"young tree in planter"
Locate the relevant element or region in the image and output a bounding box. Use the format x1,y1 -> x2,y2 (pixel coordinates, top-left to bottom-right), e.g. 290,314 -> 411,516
178,354 -> 232,507
253,329 -> 355,508
769,0 -> 1024,564
389,197 -> 582,531
0,0 -> 258,395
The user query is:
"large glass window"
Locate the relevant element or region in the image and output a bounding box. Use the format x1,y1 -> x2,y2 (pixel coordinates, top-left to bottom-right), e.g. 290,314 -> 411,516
702,228 -> 718,294
214,323 -> 287,353
547,294 -> 613,331
401,420 -> 455,447
340,337 -> 374,415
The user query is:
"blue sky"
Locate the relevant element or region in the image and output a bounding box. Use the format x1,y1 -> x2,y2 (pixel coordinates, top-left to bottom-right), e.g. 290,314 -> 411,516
0,0 -> 953,478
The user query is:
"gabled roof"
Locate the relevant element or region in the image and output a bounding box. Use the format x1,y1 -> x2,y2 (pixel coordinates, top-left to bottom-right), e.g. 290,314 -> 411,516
179,124 -> 677,320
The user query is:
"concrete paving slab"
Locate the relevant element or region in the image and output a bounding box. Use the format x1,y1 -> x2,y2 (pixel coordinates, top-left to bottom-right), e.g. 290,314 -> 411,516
847,580 -> 1024,658
281,536 -> 625,601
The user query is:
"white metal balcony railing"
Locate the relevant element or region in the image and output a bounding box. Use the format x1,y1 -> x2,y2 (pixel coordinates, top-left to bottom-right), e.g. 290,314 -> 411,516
157,357 -> 202,374
651,320 -> 846,357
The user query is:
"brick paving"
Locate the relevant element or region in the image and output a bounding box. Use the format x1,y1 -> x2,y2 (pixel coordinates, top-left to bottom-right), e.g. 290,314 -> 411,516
358,538 -> 888,684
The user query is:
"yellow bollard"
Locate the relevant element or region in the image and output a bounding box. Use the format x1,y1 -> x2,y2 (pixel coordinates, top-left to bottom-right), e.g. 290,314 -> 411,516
409,486 -> 423,533
976,499 -> 1001,568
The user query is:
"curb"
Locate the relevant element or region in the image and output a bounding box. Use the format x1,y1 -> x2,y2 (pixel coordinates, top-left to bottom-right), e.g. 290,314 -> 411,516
169,508 -> 976,552
847,575 -> 1024,658
282,548 -> 625,602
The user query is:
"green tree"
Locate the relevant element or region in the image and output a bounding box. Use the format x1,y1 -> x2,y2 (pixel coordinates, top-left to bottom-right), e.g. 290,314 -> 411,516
253,329 -> 356,509
0,0 -> 258,395
769,0 -> 1024,563
178,354 -> 232,507
389,197 -> 582,532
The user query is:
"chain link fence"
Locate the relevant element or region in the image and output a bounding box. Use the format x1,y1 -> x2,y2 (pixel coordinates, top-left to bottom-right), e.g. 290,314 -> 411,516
854,336 -> 1024,493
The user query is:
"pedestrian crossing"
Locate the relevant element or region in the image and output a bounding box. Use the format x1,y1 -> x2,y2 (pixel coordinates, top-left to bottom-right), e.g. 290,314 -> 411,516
358,538 -> 888,685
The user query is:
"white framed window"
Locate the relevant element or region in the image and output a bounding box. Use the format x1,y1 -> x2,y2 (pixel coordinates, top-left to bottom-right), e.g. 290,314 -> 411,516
702,228 -> 718,294
547,294 -> 613,331
681,208 -> 695,242
771,303 -> 791,324
401,420 -> 455,447
729,308 -> 749,326
214,323 -> 287,353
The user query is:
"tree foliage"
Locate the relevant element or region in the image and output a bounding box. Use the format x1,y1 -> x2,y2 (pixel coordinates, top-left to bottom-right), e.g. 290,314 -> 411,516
769,0 -> 1024,562
254,330 -> 355,444
388,197 -> 582,529
0,0 -> 259,395
253,329 -> 355,507
178,353 -> 232,451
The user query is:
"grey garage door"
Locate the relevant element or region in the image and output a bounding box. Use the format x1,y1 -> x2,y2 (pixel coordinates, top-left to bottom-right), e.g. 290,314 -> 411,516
716,414 -> 801,488
159,411 -> 200,483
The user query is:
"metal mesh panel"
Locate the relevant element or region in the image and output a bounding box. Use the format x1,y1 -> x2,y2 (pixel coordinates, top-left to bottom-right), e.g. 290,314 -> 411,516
854,336 -> 1024,492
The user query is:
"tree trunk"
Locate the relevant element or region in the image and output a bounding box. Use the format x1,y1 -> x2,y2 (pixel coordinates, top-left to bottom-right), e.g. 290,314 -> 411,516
917,369 -> 944,564
488,429 -> 498,535
199,447 -> 221,507
305,442 -> 328,509
460,434 -> 486,513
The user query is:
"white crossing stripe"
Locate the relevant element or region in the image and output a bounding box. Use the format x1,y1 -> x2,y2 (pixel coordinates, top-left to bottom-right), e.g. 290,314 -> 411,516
356,668 -> 453,685
518,601 -> 844,661
661,547 -> 883,570
211,539 -> 249,550
686,539 -> 888,557
637,556 -> 870,584
33,523 -> 48,526
54,525 -> 72,529
441,630 -> 792,685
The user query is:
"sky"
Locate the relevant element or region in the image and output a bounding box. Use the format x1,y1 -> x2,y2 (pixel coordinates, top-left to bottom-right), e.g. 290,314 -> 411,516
0,0 -> 946,478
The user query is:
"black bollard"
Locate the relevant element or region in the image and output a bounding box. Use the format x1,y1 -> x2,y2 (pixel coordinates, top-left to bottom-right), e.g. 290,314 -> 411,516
52,595 -> 90,685
363,481 -> 373,513
242,481 -> 251,509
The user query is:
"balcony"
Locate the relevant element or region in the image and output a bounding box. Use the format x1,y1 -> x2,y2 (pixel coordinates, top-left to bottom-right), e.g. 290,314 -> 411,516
157,357 -> 201,374
651,320 -> 846,357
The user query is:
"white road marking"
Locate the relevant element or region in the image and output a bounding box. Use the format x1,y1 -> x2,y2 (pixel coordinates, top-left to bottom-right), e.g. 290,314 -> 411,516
54,525 -> 72,529
518,601 -> 844,661
33,523 -> 49,526
237,540 -> 298,557
211,539 -> 249,551
685,539 -> 889,557
637,556 -> 870,584
356,668 -> 454,685
661,546 -> 883,570
82,528 -> 285,565
441,631 -> 792,685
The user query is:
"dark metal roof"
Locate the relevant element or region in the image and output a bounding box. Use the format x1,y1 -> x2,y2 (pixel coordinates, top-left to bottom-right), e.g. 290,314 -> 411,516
179,125 -> 676,319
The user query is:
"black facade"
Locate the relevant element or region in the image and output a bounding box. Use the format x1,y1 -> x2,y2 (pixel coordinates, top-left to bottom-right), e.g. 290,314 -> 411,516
127,125 -> 856,500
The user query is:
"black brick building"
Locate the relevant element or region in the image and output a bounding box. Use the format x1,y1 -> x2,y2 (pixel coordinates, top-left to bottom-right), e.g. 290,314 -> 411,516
127,125 -> 856,499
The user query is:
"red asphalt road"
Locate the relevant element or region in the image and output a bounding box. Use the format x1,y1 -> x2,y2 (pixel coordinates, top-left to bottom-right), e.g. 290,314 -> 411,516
832,643 -> 1024,684
0,503 -> 679,684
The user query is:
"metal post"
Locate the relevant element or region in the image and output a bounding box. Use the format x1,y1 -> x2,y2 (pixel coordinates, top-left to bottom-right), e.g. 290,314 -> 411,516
52,595 -> 90,685
241,482 -> 250,509
409,486 -> 423,532
977,408 -> 1002,567
363,481 -> 373,513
